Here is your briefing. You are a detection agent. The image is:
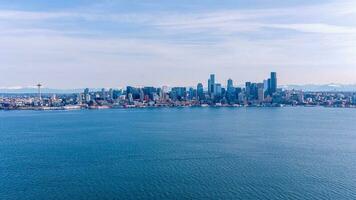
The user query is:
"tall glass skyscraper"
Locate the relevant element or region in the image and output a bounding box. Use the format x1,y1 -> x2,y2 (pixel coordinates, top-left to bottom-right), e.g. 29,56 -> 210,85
197,83 -> 204,100
227,79 -> 233,91
270,72 -> 277,94
208,74 -> 215,95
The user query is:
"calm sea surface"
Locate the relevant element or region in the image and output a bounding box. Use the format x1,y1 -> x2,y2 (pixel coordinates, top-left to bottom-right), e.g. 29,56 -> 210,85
1,107 -> 356,200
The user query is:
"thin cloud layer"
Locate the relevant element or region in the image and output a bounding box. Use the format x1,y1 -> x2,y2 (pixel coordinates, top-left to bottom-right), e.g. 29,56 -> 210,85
0,0 -> 355,88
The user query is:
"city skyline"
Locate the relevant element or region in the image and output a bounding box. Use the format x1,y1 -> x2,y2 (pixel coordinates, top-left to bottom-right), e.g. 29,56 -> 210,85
3,72 -> 277,92
2,71 -> 356,110
1,0 -> 356,88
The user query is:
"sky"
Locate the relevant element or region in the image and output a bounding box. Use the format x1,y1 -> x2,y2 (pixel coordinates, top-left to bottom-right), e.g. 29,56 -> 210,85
0,0 -> 356,88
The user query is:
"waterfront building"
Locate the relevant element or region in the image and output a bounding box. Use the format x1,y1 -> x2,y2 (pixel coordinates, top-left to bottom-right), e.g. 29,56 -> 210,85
126,86 -> 140,100
6,71 -> 353,109
108,89 -> 114,100
298,92 -> 305,103
160,86 -> 169,101
235,87 -> 242,100
238,92 -> 245,103
352,94 -> 356,104
170,87 -> 187,101
127,93 -> 133,103
139,89 -> 144,102
197,83 -> 204,101
112,89 -> 122,100
85,94 -> 91,103
142,87 -> 158,100
84,88 -> 89,96
101,88 -> 106,99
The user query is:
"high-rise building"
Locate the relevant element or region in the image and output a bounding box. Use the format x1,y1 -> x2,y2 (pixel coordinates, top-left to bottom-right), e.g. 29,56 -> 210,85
257,83 -> 264,102
263,80 -> 268,92
84,88 -> 89,96
108,88 -> 113,100
126,86 -> 140,100
143,87 -> 157,100
352,94 -> 356,105
170,87 -> 187,101
208,79 -> 211,94
139,89 -> 144,102
250,83 -> 258,100
226,79 -> 235,103
101,88 -> 106,99
227,79 -> 234,92
197,83 -> 204,100
188,87 -> 196,100
127,93 -> 133,103
160,86 -> 169,101
245,82 -> 251,99
112,89 -> 122,100
270,72 -> 277,94
238,92 -> 245,103
208,74 -> 215,95
214,84 -> 222,96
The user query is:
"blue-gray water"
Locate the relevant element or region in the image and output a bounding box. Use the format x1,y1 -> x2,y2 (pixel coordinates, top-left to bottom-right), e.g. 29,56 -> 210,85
1,107 -> 356,200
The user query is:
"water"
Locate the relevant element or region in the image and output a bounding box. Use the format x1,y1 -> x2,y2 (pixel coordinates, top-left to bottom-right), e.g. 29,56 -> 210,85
1,107 -> 356,200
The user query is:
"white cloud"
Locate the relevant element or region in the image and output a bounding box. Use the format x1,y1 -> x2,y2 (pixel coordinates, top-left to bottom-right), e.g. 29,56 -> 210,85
0,0 -> 356,87
266,23 -> 356,34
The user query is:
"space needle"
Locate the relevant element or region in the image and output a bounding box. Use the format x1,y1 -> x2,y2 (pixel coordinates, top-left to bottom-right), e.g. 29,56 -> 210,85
37,83 -> 42,105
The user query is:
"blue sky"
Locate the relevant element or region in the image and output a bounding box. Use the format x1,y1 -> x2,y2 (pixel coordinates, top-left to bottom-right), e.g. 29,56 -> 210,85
0,0 -> 355,88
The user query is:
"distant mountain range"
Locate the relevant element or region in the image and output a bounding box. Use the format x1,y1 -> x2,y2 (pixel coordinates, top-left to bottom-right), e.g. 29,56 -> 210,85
0,84 -> 356,93
0,87 -> 85,94
281,84 -> 356,92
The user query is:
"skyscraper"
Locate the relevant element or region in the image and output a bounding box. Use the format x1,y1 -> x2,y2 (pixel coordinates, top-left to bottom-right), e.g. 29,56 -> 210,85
214,83 -> 222,96
108,88 -> 113,100
84,88 -> 89,96
246,83 -> 258,100
227,79 -> 234,92
197,83 -> 204,100
208,79 -> 211,94
263,80 -> 268,92
257,83 -> 264,102
126,86 -> 140,100
209,74 -> 215,95
245,82 -> 251,99
170,87 -> 187,101
270,72 -> 277,94
160,86 -> 169,101
226,79 -> 235,103
267,78 -> 271,95
188,87 -> 196,100
101,88 -> 106,99
352,94 -> 356,105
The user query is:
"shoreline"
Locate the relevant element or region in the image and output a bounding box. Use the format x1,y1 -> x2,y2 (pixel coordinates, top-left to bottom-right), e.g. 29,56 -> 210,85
1,104 -> 355,111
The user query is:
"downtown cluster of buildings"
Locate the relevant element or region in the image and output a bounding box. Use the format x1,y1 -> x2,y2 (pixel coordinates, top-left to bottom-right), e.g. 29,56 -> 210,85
1,72 -> 356,110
